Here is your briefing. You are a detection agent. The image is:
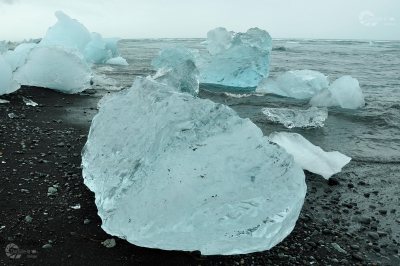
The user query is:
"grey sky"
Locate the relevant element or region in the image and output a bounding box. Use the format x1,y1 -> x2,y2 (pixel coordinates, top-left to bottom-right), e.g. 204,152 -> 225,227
0,0 -> 399,41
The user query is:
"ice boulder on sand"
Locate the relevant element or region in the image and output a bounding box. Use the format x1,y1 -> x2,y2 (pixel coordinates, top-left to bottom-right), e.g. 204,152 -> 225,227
199,27 -> 272,90
82,51 -> 306,255
310,76 -> 365,109
105,56 -> 128,66
151,47 -> 199,95
257,70 -> 329,99
0,55 -> 20,95
270,132 -> 351,179
14,46 -> 91,94
262,107 -> 328,129
40,11 -> 127,65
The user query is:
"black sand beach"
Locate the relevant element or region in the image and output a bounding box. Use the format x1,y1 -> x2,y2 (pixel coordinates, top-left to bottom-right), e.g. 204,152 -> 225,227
0,87 -> 399,265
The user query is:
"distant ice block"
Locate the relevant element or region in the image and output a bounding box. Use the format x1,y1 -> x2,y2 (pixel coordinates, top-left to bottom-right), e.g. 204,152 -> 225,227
0,55 -> 20,95
199,27 -> 272,89
40,11 -> 127,66
270,132 -> 351,179
257,70 -> 329,99
151,47 -> 199,95
310,76 -> 365,109
105,56 -> 128,66
262,107 -> 328,128
3,43 -> 37,71
40,11 -> 92,53
14,46 -> 91,94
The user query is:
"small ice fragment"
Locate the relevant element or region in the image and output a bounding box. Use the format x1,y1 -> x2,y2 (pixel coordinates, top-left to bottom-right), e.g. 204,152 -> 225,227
8,113 -> 17,119
269,132 -> 351,179
262,107 -> 328,128
25,215 -> 33,223
22,97 -> 38,107
0,226 -> 5,230
310,76 -> 365,109
257,70 -> 329,99
70,204 -> 81,210
0,99 -> 10,104
47,186 -> 58,196
105,56 -> 129,66
102,239 -> 116,248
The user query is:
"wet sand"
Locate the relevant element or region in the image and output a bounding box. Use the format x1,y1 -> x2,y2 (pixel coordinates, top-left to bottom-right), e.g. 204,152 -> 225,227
0,87 -> 399,265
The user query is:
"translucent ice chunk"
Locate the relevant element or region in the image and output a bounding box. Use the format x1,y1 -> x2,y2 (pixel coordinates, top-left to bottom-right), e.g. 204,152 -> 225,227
0,55 -> 20,95
199,27 -> 272,89
40,11 -> 92,53
82,77 -> 306,255
206,27 -> 233,55
151,47 -> 199,95
14,46 -> 91,94
83,33 -> 113,64
270,132 -> 351,179
105,56 -> 128,66
257,70 -> 329,99
310,76 -> 365,109
262,107 -> 328,128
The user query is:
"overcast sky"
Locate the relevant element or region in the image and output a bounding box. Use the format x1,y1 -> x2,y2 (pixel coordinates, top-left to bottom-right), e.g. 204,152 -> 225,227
0,0 -> 399,41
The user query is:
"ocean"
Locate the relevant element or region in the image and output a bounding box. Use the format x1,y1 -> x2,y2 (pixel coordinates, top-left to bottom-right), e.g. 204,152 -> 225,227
93,38 -> 400,163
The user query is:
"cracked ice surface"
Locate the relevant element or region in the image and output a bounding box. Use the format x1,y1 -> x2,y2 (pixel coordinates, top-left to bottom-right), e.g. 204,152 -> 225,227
82,74 -> 306,254
199,27 -> 272,89
270,132 -> 351,179
262,107 -> 328,129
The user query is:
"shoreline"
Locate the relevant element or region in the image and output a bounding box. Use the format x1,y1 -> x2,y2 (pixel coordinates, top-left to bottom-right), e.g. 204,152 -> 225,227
0,87 -> 399,265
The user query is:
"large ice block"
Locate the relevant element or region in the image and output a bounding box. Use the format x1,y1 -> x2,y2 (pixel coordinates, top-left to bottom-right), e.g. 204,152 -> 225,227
199,27 -> 272,89
82,54 -> 306,254
14,46 -> 91,94
270,132 -> 351,179
257,70 -> 329,99
310,76 -> 365,109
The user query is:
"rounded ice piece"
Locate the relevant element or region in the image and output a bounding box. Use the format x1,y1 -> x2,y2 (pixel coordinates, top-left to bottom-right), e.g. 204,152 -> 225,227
0,55 -> 20,95
3,43 -> 37,71
84,33 -> 113,64
82,77 -> 306,255
310,76 -> 365,109
257,70 -> 329,99
14,46 -> 91,94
